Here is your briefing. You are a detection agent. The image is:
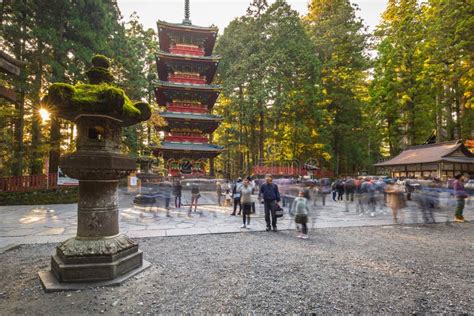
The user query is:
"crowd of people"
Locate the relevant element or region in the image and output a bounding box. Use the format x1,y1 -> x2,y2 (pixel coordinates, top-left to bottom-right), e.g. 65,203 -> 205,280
305,174 -> 470,223
137,173 -> 471,240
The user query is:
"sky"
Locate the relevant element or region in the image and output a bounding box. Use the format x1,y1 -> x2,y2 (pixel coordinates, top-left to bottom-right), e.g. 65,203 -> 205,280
116,0 -> 388,34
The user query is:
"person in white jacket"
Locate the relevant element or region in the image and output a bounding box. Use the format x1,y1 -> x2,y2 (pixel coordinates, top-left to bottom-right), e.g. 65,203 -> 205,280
291,190 -> 310,239
238,178 -> 253,228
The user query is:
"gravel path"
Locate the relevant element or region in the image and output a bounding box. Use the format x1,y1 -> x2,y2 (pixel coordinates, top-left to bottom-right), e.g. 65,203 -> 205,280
0,223 -> 473,314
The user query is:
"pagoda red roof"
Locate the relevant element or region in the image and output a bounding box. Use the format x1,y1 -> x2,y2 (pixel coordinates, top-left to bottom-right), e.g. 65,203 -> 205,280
156,52 -> 220,84
153,141 -> 223,159
154,81 -> 221,108
157,20 -> 218,56
159,112 -> 222,134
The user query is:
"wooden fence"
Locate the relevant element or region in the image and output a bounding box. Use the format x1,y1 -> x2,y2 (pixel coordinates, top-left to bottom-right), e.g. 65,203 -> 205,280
0,173 -> 58,192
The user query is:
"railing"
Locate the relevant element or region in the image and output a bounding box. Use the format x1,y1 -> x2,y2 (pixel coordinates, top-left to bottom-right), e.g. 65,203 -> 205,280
168,105 -> 207,114
169,45 -> 204,56
251,166 -> 334,178
168,169 -> 205,177
169,73 -> 206,85
165,135 -> 208,143
0,173 -> 58,192
253,166 -> 307,176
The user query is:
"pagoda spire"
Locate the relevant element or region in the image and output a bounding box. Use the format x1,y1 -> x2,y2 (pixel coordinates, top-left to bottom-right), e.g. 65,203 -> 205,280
183,0 -> 192,25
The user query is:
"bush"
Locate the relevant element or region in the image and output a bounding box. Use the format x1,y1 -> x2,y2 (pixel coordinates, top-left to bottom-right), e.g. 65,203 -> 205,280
0,187 -> 79,206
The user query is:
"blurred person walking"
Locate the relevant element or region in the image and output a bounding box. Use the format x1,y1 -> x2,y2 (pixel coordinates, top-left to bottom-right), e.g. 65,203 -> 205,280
332,181 -> 337,201
216,181 -> 223,206
173,180 -> 182,208
188,183 -> 200,215
385,180 -> 406,223
344,177 -> 356,202
453,174 -> 468,223
336,180 -> 345,201
319,178 -> 331,206
355,178 -> 366,214
291,190 -> 310,239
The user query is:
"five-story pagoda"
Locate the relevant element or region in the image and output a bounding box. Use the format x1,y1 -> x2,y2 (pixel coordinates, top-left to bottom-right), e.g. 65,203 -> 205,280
153,0 -> 223,177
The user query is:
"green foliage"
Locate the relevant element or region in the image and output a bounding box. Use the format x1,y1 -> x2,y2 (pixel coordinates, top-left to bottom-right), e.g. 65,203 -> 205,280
48,83 -> 143,118
86,67 -> 114,84
305,0 -> 371,174
0,187 -> 79,206
91,55 -> 111,68
369,0 -> 473,156
215,0 -> 322,176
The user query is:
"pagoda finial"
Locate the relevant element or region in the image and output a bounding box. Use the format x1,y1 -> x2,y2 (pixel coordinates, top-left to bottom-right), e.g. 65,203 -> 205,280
183,0 -> 191,25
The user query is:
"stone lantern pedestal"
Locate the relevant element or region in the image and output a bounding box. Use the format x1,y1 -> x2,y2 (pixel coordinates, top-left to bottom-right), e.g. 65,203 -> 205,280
39,115 -> 150,291
38,55 -> 152,291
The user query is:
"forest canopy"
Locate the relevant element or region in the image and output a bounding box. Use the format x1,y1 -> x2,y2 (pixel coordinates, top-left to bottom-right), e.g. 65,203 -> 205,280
0,0 -> 472,177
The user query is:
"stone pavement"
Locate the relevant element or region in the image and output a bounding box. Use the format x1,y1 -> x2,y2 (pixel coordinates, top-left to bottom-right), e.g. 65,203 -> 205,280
0,189 -> 472,251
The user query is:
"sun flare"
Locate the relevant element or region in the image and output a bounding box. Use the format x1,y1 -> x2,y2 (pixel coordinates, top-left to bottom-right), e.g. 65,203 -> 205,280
39,108 -> 50,122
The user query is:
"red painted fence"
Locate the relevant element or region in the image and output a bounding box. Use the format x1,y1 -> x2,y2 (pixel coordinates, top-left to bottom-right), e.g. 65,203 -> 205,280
252,166 -> 334,178
0,173 -> 58,192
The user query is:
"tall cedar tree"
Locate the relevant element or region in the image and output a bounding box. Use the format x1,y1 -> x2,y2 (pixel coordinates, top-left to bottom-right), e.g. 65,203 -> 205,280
305,0 -> 370,175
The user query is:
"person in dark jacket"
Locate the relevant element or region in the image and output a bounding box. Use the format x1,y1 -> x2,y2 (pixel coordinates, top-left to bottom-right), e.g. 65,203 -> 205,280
231,178 -> 243,216
173,180 -> 182,208
336,180 -> 345,200
344,178 -> 356,202
259,174 -> 281,232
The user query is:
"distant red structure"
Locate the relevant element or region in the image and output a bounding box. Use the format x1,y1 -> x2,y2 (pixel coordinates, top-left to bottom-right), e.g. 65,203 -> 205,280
152,1 -> 223,177
252,166 -> 334,178
0,173 -> 58,192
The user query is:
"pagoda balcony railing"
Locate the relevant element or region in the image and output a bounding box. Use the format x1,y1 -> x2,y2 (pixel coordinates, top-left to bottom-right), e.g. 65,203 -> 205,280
168,105 -> 207,114
165,135 -> 208,143
169,45 -> 204,56
168,169 -> 205,177
169,73 -> 206,85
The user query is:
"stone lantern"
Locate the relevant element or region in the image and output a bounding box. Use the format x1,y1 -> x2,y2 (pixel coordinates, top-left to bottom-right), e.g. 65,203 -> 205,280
39,55 -> 152,290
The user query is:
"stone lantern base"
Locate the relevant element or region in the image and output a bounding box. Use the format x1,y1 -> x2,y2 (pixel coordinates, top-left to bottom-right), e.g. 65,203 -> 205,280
39,234 -> 151,292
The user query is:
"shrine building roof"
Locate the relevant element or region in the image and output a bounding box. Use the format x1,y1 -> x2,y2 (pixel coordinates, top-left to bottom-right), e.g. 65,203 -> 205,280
374,140 -> 474,167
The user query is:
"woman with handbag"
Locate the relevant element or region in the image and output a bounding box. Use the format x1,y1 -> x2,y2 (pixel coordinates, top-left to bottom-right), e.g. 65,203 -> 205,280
291,190 -> 310,239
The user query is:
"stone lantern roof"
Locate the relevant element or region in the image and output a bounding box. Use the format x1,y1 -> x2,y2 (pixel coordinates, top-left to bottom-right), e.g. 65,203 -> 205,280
45,55 -> 151,126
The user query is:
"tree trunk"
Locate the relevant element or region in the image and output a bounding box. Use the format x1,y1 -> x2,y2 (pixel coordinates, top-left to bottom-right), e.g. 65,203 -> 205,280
11,7 -> 27,176
435,92 -> 442,143
48,118 -> 61,174
453,80 -> 461,139
238,85 -> 244,173
30,41 -> 44,175
48,1 -> 66,174
12,91 -> 25,176
444,84 -> 454,140
258,103 -> 264,161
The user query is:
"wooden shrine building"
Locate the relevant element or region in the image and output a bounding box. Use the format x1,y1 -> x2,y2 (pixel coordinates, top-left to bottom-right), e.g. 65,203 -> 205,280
374,140 -> 474,180
152,0 -> 223,177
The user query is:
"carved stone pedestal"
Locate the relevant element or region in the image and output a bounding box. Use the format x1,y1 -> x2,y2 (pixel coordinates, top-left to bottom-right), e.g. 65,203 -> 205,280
39,115 -> 150,291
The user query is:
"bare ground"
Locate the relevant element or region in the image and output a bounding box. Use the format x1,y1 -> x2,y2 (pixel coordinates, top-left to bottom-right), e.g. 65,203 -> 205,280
0,223 -> 473,314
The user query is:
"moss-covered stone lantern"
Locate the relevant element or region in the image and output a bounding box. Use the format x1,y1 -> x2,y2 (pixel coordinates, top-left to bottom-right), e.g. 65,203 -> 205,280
39,55 -> 152,290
